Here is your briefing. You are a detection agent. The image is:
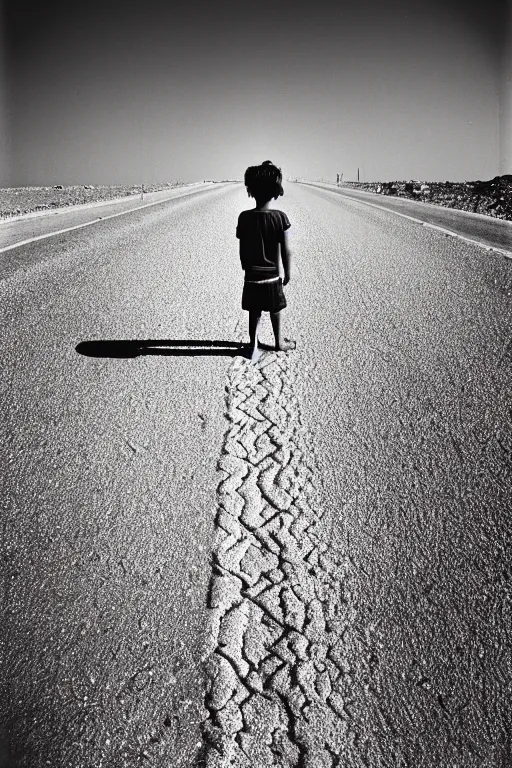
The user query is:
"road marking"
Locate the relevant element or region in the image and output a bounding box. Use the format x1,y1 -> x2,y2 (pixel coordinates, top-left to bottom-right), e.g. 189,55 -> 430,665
200,352 -> 355,767
419,222 -> 512,258
0,182 -> 213,223
301,183 -> 512,260
0,186 -> 220,255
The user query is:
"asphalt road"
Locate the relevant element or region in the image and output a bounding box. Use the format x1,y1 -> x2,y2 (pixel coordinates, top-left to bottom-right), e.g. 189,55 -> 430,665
302,181 -> 512,255
0,183 -> 229,264
1,183 -> 511,767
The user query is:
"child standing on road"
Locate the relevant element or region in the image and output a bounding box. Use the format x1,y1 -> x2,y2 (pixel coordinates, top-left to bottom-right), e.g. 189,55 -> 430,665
236,160 -> 295,362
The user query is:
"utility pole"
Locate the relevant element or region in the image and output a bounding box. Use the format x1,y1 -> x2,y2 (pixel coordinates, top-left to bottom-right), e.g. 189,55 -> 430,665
141,183 -> 145,201
357,167 -> 360,182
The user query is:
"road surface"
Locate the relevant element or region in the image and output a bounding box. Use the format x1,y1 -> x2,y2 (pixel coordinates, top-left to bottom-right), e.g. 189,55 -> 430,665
300,181 -> 512,256
1,183 -> 511,767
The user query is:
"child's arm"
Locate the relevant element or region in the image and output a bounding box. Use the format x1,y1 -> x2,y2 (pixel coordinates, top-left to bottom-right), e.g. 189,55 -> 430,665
237,214 -> 245,271
280,231 -> 291,285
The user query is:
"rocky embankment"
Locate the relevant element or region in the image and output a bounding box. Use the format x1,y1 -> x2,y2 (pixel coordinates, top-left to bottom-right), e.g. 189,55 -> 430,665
0,182 -> 187,220
340,175 -> 512,221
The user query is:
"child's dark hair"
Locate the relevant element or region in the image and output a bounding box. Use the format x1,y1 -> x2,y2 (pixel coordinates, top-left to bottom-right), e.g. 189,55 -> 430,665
244,160 -> 284,200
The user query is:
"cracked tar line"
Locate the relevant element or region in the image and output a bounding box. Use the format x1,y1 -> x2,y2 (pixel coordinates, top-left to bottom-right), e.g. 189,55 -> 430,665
200,351 -> 355,767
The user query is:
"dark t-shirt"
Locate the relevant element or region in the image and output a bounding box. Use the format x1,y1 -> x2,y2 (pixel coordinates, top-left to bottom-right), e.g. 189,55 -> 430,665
236,209 -> 291,279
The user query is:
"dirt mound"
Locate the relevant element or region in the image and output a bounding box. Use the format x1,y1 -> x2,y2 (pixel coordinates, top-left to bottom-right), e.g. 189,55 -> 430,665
340,175 -> 512,221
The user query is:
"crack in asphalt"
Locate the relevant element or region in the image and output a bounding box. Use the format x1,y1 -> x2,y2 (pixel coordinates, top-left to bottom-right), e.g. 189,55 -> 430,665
199,352 -> 356,767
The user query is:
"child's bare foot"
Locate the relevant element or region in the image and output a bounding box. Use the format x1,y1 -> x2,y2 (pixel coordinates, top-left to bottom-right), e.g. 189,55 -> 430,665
275,338 -> 296,352
250,345 -> 263,362
244,342 -> 262,361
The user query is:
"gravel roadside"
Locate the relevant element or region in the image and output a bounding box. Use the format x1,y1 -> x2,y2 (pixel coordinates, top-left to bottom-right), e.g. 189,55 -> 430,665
334,175 -> 512,221
0,183 -> 189,220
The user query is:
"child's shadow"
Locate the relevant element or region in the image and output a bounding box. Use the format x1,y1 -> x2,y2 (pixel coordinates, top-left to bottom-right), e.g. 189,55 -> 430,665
76,339 -> 275,359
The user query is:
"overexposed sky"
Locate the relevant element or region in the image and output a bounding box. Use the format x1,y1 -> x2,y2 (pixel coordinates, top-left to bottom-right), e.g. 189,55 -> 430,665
499,0 -> 512,172
3,0 -> 510,185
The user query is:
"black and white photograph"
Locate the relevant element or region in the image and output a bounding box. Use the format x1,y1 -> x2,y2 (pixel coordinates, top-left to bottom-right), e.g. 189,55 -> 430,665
1,1 -> 511,766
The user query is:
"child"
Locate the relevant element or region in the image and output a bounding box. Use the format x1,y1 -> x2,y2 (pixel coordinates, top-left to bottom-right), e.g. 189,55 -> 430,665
236,160 -> 295,362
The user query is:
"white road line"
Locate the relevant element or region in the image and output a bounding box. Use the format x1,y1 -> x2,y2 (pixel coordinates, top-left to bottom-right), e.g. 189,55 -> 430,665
302,183 -> 512,260
420,222 -> 512,258
0,185 -> 221,255
0,182 -> 212,223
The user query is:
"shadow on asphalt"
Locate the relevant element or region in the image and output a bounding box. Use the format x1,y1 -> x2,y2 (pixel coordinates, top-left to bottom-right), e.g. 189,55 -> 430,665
75,339 -> 275,358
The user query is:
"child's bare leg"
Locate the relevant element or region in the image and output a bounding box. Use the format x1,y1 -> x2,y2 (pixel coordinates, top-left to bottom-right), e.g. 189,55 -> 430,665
248,310 -> 262,361
270,311 -> 295,351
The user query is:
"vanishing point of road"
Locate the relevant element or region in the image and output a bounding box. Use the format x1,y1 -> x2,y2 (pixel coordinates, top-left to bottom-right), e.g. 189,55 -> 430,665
1,182 -> 511,768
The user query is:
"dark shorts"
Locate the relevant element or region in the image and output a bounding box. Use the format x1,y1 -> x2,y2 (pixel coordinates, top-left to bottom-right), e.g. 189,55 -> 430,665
242,277 -> 287,313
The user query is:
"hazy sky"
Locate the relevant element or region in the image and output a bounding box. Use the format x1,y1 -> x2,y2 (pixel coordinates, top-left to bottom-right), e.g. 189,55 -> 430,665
2,0 -> 511,185
499,0 -> 512,173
